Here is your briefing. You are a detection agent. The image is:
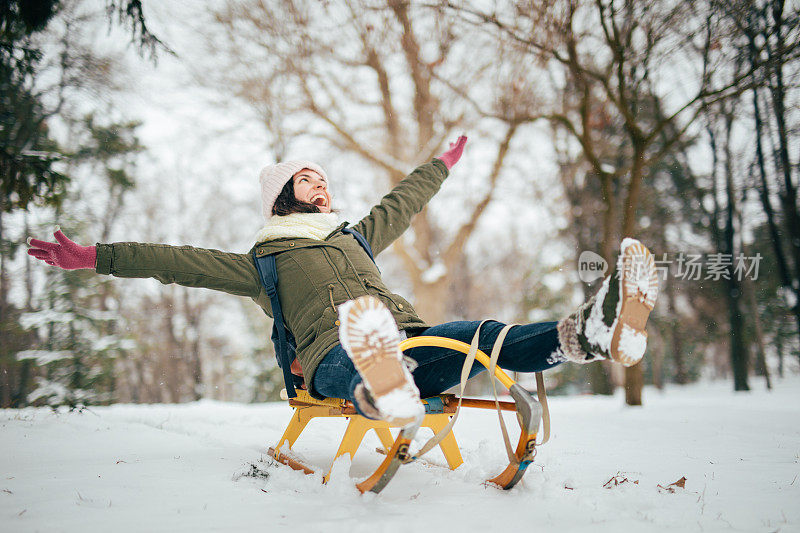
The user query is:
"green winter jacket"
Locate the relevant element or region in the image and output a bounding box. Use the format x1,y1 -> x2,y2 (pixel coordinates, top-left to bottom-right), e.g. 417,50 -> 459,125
95,159 -> 449,391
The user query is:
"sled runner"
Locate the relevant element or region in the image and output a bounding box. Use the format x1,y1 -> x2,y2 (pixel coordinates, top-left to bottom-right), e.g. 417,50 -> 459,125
268,335 -> 550,494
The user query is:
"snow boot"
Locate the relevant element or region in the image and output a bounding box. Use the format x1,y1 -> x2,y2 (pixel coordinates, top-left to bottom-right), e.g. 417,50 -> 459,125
338,295 -> 425,427
558,238 -> 659,367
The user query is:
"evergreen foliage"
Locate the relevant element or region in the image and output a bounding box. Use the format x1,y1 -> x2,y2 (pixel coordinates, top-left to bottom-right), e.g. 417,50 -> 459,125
18,265 -> 133,406
0,0 -> 163,212
0,0 -> 67,212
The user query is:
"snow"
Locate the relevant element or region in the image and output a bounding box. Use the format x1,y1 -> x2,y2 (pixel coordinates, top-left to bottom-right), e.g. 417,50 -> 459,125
2,379 -> 799,532
585,275 -> 615,351
341,308 -> 396,345
373,385 -> 424,425
620,237 -> 640,255
24,379 -> 74,405
19,310 -> 76,329
14,350 -> 73,365
618,326 -> 647,361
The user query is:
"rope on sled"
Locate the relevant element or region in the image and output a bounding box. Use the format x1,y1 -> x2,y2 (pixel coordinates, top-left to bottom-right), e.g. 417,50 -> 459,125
488,323 -> 520,463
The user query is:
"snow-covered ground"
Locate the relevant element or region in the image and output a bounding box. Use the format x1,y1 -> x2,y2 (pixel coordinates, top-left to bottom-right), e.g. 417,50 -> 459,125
2,378 -> 798,533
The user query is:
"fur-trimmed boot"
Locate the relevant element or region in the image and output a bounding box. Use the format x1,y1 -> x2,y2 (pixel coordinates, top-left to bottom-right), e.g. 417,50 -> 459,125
558,238 -> 659,367
338,295 -> 424,427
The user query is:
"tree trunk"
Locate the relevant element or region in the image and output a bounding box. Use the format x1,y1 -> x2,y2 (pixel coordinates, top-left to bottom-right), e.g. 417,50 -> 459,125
410,278 -> 449,325
161,291 -> 183,403
13,214 -> 35,406
743,274 -> 771,389
722,115 -> 750,392
775,323 -> 784,378
666,275 -> 688,384
738,199 -> 771,390
750,83 -> 800,340
600,172 -> 616,262
590,362 -> 615,395
182,289 -> 204,401
651,332 -> 664,390
0,207 -> 9,407
767,6 -> 800,311
0,204 -> 6,309
725,280 -> 749,391
622,148 -> 646,406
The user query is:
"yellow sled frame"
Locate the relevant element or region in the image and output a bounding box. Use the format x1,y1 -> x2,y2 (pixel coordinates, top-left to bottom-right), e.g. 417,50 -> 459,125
268,336 -> 546,493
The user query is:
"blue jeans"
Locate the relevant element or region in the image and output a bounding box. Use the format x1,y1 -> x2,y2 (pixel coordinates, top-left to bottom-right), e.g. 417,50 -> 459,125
312,320 -> 563,414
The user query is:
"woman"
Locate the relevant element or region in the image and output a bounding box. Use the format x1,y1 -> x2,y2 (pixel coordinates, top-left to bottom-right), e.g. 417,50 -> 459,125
27,135 -> 658,428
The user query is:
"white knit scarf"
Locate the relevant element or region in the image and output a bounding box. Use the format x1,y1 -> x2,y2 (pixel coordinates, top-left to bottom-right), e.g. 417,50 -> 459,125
255,212 -> 340,243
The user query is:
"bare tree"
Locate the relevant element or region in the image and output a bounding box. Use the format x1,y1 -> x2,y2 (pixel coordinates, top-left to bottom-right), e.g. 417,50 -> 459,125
727,0 -> 800,352
446,0 -> 774,404
203,0 -> 544,325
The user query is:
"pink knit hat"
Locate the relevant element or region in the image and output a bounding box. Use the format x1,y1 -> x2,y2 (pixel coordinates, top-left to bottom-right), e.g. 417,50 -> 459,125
259,160 -> 328,220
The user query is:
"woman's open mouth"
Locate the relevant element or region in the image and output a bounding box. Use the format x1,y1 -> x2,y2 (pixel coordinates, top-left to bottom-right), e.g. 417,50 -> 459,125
310,194 -> 328,207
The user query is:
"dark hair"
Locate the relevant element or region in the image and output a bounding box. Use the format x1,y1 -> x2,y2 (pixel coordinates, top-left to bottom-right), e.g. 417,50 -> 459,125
272,178 -> 321,216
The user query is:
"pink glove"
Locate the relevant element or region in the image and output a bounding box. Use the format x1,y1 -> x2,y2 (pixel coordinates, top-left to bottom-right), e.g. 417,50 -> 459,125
437,135 -> 468,170
27,228 -> 97,270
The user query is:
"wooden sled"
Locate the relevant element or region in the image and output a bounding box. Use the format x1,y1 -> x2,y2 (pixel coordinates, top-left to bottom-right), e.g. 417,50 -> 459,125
268,336 -> 548,493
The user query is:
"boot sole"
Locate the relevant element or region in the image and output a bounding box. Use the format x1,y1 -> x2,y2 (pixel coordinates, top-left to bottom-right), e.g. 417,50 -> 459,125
610,241 -> 659,366
339,296 -> 422,426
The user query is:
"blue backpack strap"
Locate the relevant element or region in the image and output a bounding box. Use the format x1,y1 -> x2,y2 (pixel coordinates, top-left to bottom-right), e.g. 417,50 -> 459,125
342,227 -> 376,263
252,229 -> 373,399
252,250 -> 297,398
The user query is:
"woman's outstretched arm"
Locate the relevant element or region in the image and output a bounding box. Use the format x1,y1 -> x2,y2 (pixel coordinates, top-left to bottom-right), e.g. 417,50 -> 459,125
28,229 -> 261,299
353,135 -> 467,256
